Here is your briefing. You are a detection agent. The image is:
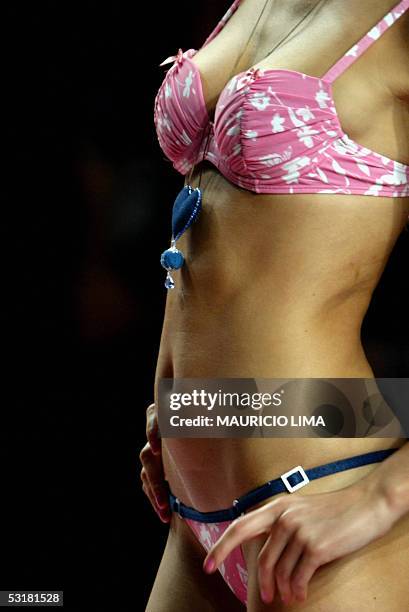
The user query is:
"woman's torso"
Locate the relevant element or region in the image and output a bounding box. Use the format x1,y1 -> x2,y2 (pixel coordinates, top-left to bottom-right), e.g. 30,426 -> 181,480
154,0 -> 409,511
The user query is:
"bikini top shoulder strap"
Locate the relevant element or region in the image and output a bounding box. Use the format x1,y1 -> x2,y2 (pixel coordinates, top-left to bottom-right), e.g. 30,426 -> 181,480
322,0 -> 409,83
202,0 -> 243,48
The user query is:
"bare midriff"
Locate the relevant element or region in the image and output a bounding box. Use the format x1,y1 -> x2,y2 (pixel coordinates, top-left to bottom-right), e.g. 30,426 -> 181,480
154,164 -> 409,510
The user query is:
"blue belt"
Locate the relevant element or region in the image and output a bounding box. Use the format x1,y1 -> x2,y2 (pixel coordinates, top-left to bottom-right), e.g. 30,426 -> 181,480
167,448 -> 397,523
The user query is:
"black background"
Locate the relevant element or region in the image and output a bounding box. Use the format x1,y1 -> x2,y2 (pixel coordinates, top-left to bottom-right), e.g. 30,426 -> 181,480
4,1 -> 408,610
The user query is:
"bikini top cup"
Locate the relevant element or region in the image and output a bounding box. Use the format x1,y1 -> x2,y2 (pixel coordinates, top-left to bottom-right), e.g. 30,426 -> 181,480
154,0 -> 409,198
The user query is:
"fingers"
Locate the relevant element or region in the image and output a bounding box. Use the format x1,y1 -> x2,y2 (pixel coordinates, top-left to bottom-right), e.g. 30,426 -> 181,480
203,499 -> 285,574
139,441 -> 170,523
257,522 -> 302,604
146,403 -> 161,455
139,443 -> 168,507
289,544 -> 325,603
272,532 -> 305,605
141,467 -> 170,523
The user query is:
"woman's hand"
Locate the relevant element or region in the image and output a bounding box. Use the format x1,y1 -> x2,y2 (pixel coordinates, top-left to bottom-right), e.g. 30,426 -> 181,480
139,402 -> 170,523
203,478 -> 395,605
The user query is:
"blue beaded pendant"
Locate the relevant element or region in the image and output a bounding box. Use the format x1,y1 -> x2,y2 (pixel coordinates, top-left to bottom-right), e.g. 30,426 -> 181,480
160,185 -> 202,289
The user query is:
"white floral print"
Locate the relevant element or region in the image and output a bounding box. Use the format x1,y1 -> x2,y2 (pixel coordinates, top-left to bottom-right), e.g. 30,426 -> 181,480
228,76 -> 238,93
315,86 -> 331,109
365,184 -> 383,196
259,147 -> 293,166
384,12 -> 395,26
356,161 -> 370,176
315,167 -> 329,183
346,44 -> 360,57
271,113 -> 286,132
368,26 -> 381,39
179,130 -> 192,146
296,106 -> 315,122
244,129 -> 259,139
332,158 -> 347,175
379,161 -> 408,185
288,107 -> 305,127
297,126 -> 320,148
227,124 -> 240,136
282,156 -> 311,184
249,92 -> 271,110
183,70 -> 194,97
198,523 -> 212,549
236,562 -> 248,587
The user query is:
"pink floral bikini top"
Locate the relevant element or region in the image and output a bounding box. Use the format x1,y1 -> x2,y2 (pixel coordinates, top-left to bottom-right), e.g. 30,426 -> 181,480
154,0 -> 409,198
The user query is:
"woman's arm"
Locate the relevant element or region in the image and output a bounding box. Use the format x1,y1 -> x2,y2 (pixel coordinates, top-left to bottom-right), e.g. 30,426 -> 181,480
203,441 -> 409,606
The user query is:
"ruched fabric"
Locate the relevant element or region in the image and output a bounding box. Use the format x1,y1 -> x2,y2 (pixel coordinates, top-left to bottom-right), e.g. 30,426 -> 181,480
154,0 -> 409,198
